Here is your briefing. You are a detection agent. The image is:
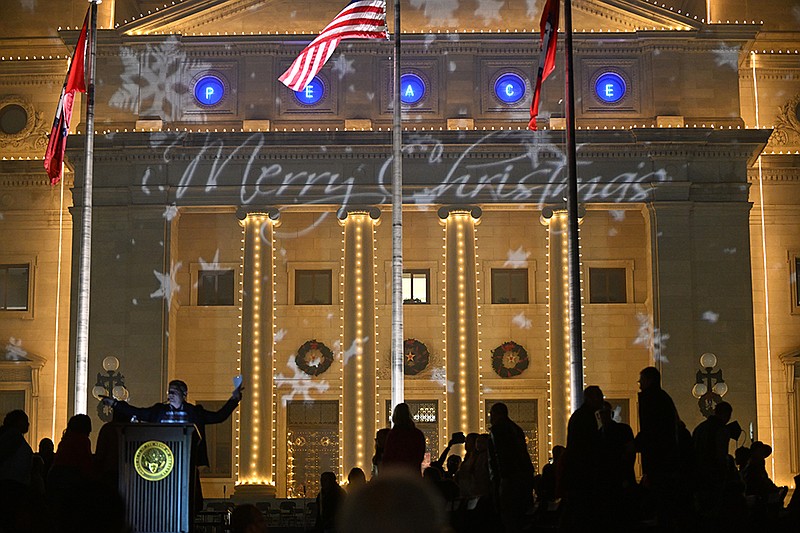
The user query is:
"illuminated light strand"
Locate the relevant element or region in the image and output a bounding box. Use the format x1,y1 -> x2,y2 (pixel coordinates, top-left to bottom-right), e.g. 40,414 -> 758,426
235,217 -> 246,484
751,51 -> 777,482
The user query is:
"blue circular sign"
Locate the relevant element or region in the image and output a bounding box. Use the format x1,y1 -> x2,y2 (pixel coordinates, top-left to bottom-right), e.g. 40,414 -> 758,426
294,77 -> 326,105
594,72 -> 626,103
194,76 -> 225,106
494,73 -> 526,104
400,73 -> 426,105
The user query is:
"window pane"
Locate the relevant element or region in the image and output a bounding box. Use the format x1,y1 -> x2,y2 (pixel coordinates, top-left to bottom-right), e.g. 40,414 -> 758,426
402,273 -> 412,301
491,269 -> 528,304
589,267 -> 627,303
197,269 -> 234,306
295,270 -> 332,305
403,270 -> 429,304
796,258 -> 800,307
1,265 -> 29,311
412,276 -> 427,303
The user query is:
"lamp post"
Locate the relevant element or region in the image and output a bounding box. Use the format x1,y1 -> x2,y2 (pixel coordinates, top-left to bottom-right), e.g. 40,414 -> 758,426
691,352 -> 728,417
91,356 -> 129,421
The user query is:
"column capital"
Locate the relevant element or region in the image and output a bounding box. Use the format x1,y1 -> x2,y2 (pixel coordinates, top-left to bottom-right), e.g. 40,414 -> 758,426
437,205 -> 482,221
541,205 -> 585,225
236,206 -> 280,221
337,206 -> 381,221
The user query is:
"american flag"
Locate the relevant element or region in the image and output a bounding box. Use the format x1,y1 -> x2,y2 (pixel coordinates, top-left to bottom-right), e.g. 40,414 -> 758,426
44,10 -> 89,185
279,0 -> 388,92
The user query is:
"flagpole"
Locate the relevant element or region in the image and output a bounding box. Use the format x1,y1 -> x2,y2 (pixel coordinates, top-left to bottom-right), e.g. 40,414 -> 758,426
390,0 -> 404,412
74,0 -> 99,415
563,0 -> 584,411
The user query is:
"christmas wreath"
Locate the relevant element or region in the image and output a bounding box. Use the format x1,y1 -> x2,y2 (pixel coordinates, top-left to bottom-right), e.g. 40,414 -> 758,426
296,339 -> 334,376
491,341 -> 529,378
403,338 -> 430,376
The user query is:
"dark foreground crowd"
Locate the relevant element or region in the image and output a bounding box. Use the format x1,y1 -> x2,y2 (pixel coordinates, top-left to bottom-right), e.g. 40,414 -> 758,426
2,366 -> 799,533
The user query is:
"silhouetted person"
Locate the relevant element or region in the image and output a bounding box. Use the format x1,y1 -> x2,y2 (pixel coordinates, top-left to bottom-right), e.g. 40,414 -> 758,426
36,437 -> 55,476
635,366 -> 683,528
536,445 -> 565,504
338,471 -> 447,533
47,414 -> 97,533
597,401 -> 637,529
346,467 -> 366,493
371,427 -> 391,477
423,463 -> 458,502
315,471 -> 346,532
0,409 -> 33,533
488,402 -> 535,532
230,503 -> 269,533
563,386 -> 605,529
743,441 -> 786,504
93,408 -> 128,493
381,403 -> 426,475
457,433 -> 491,499
102,378 -> 243,523
692,401 -> 734,516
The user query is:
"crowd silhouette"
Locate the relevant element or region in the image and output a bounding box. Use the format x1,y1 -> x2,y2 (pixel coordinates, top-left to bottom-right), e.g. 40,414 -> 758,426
2,366 -> 800,532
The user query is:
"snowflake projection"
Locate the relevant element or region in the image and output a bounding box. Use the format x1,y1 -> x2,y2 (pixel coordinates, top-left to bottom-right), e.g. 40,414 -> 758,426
609,227 -> 619,236
713,44 -> 741,70
609,210 -> 626,222
474,0 -> 504,24
20,0 -> 36,12
275,356 -> 330,405
723,248 -> 737,255
141,167 -> 153,195
430,367 -> 455,393
198,249 -> 222,272
504,246 -> 530,268
274,328 -> 288,343
409,0 -> 460,26
633,312 -> 670,363
512,312 -> 532,330
341,336 -> 371,366
702,311 -> 720,323
109,36 -> 212,123
526,0 -> 544,18
4,337 -> 28,360
331,54 -> 356,80
150,261 -> 182,311
163,204 -> 179,221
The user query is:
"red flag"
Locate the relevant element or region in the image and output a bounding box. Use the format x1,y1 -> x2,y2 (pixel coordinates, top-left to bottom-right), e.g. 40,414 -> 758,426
529,0 -> 559,131
279,0 -> 388,92
44,11 -> 89,185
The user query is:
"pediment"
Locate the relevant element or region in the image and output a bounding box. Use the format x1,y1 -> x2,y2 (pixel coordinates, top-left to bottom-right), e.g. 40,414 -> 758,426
119,0 -> 702,37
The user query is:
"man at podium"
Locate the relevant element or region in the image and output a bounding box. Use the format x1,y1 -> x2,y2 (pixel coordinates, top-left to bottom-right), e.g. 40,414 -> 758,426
102,379 -> 244,522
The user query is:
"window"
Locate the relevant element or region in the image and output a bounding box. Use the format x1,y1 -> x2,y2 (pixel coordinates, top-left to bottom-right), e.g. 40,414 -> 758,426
295,270 -> 333,305
491,269 -> 529,304
403,270 -> 429,304
0,264 -> 29,311
589,267 -> 627,303
795,257 -> 800,310
197,400 -> 233,478
197,269 -> 235,306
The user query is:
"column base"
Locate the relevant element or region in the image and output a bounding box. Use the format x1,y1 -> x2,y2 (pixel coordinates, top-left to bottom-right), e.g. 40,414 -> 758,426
232,483 -> 277,502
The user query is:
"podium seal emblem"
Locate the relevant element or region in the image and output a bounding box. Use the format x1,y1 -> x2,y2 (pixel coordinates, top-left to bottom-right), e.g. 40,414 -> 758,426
134,440 -> 174,481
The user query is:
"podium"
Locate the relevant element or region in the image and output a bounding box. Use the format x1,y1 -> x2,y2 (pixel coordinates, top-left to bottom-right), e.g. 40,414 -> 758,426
118,423 -> 195,533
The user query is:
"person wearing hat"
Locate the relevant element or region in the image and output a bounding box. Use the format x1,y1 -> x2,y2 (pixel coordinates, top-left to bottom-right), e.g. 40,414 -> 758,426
743,440 -> 787,504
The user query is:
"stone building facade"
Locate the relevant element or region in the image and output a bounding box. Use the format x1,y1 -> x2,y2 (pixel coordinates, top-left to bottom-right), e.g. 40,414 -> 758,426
1,0 -> 799,498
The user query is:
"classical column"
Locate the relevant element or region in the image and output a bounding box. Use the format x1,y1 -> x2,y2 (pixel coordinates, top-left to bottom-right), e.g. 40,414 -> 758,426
440,207 -> 482,437
542,208 -> 574,448
340,209 -> 379,476
236,209 -> 279,494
